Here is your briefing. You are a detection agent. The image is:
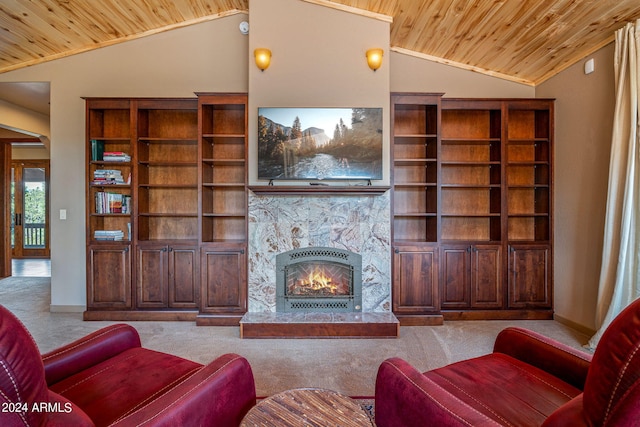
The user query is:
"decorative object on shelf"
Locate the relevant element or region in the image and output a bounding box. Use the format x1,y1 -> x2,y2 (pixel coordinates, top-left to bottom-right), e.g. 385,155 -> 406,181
366,48 -> 384,71
254,48 -> 271,71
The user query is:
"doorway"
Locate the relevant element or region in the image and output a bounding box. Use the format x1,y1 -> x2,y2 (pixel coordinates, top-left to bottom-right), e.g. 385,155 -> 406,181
11,160 -> 50,258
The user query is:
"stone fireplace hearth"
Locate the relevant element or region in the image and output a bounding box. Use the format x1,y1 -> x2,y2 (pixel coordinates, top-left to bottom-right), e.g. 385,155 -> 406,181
241,191 -> 398,338
247,192 -> 392,314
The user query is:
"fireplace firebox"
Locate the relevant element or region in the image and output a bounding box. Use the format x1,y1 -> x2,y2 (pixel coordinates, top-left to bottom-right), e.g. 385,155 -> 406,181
276,247 -> 362,313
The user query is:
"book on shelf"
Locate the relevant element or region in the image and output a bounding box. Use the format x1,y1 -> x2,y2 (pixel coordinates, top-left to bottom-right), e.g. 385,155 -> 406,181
94,229 -> 124,241
103,151 -> 131,162
91,140 -> 104,161
95,192 -> 131,214
92,169 -> 126,185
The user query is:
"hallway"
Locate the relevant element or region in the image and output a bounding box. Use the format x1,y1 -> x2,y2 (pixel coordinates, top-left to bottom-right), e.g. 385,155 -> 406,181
11,258 -> 51,277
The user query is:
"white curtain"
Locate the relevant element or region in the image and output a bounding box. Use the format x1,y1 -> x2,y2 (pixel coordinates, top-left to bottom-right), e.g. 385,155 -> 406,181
587,20 -> 640,350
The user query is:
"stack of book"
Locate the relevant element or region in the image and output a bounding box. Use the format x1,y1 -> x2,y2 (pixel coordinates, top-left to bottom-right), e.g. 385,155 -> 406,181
95,192 -> 131,214
103,151 -> 131,162
92,169 -> 129,185
94,230 -> 124,241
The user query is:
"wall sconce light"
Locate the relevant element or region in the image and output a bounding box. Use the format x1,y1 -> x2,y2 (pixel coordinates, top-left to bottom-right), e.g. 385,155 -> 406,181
366,48 -> 384,71
254,48 -> 272,71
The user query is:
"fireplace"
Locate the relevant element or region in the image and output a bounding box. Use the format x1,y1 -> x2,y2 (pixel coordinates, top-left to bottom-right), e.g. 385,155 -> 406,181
276,247 -> 362,313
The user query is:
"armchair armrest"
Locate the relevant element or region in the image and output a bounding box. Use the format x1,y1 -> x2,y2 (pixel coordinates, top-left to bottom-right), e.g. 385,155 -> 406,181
110,353 -> 256,427
42,324 -> 141,386
44,391 -> 95,427
493,327 -> 591,390
375,357 -> 501,427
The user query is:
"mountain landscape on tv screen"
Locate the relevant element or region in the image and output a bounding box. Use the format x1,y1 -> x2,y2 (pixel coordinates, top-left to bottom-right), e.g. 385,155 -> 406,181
258,107 -> 383,180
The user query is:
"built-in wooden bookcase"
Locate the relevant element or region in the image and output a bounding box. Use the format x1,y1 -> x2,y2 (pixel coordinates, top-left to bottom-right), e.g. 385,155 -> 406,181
391,94 -> 443,325
392,95 -> 440,243
505,100 -> 553,310
440,102 -> 502,242
506,102 -> 551,243
198,94 -> 247,243
135,100 -> 199,242
196,93 -> 248,325
85,99 -> 133,310
86,99 -> 133,244
85,95 -> 248,321
391,94 -> 553,322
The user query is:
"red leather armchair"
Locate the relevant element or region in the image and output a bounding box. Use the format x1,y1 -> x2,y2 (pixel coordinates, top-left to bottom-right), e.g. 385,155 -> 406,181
375,298 -> 640,426
0,305 -> 256,426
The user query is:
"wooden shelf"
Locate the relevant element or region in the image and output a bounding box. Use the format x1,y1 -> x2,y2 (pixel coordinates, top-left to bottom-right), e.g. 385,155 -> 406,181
90,184 -> 131,188
394,133 -> 438,139
441,138 -> 501,144
394,183 -> 437,187
137,184 -> 197,188
249,185 -> 390,196
202,159 -> 245,165
138,137 -> 197,143
202,183 -> 245,187
91,161 -> 132,166
202,133 -> 245,139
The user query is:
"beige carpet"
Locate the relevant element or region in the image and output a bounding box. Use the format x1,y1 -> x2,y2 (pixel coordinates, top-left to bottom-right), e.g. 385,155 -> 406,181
0,276 -> 591,397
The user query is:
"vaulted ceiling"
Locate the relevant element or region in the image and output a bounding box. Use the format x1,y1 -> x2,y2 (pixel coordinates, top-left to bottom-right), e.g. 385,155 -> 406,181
1,0 -> 640,85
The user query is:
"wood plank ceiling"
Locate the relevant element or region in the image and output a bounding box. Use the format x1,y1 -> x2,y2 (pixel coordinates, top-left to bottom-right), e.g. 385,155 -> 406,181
1,0 -> 640,85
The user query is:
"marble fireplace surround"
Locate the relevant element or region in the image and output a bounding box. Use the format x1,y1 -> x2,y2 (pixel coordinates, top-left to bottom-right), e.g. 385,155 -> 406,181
248,191 -> 391,313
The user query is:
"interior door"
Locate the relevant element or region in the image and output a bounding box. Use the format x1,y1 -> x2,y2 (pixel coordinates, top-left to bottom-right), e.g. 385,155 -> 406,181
11,160 -> 50,258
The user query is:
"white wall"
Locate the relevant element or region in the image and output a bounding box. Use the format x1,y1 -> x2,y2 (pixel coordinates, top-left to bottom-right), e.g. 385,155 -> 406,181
390,51 -> 534,98
537,44 -> 615,331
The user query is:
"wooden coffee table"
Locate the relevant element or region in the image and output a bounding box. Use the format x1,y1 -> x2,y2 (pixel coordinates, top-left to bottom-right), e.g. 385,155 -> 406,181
240,388 -> 374,427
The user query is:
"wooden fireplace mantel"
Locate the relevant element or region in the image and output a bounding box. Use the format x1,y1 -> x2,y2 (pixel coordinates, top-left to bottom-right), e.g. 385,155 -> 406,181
249,185 -> 390,196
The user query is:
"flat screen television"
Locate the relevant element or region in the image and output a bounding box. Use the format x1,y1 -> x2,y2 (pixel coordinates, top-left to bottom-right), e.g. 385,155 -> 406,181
257,107 -> 383,181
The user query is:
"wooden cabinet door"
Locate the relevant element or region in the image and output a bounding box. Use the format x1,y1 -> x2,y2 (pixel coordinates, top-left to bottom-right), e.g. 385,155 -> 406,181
393,245 -> 439,313
136,244 -> 168,308
440,246 -> 470,309
169,245 -> 198,308
441,244 -> 502,309
471,245 -> 502,308
87,245 -> 131,309
508,244 -> 551,308
200,245 -> 247,314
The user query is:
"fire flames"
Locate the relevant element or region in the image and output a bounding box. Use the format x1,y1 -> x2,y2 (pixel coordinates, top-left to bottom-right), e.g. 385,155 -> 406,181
289,267 -> 343,296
